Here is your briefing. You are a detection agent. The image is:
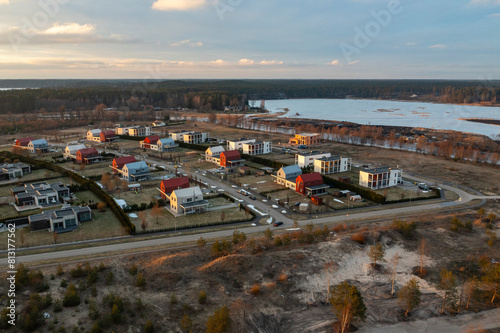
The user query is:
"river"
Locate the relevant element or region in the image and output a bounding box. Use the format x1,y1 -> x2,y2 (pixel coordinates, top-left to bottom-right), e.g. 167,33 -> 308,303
258,99 -> 500,138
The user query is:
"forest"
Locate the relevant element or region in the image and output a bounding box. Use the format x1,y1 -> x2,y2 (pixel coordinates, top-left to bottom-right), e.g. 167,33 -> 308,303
0,79 -> 499,114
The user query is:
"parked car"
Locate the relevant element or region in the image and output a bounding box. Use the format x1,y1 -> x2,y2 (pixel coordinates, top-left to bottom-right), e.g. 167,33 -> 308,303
249,196 -> 256,200
273,221 -> 283,227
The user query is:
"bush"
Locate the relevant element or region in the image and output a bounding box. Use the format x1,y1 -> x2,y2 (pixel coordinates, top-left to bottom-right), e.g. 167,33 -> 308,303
198,291 -> 207,305
53,299 -> 63,312
250,283 -> 261,296
63,284 -> 80,307
60,279 -> 68,288
351,232 -> 366,244
129,264 -> 138,276
144,320 -> 154,333
136,273 -> 146,288
392,219 -> 417,239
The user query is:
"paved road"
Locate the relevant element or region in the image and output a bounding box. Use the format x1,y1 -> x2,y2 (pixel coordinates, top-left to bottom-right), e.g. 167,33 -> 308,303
2,151 -> 499,266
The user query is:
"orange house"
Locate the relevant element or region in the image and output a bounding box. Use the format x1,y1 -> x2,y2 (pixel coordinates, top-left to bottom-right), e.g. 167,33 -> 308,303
220,150 -> 243,168
112,156 -> 136,174
15,137 -> 34,147
76,147 -> 101,164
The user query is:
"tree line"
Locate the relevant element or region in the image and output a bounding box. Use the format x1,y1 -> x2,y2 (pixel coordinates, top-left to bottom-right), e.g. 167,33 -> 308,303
1,79 -> 499,114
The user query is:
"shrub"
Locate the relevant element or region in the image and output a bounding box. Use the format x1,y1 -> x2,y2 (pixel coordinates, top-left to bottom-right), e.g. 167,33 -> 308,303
60,279 -> 68,288
250,283 -> 261,296
351,232 -> 366,244
53,299 -> 63,312
144,320 -> 154,333
136,273 -> 146,288
392,219 -> 417,239
129,264 -> 138,276
63,284 -> 80,307
198,291 -> 207,305
274,236 -> 283,247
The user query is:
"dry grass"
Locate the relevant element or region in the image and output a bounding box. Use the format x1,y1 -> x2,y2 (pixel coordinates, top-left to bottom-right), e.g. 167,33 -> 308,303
350,232 -> 366,244
250,283 -> 261,295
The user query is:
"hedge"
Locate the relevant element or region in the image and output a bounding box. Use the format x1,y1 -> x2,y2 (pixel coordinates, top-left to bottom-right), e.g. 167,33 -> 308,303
135,216 -> 255,235
178,141 -> 217,151
241,154 -> 290,169
321,175 -> 386,204
117,135 -> 146,142
0,151 -> 136,234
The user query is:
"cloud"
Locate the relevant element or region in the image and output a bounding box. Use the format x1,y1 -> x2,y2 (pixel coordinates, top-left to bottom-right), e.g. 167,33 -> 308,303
469,0 -> 500,5
210,59 -> 226,65
489,13 -> 500,17
152,0 -> 206,11
43,23 -> 95,35
238,58 -> 255,65
348,60 -> 360,65
171,39 -> 203,47
429,44 -> 447,49
0,0 -> 9,4
259,60 -> 283,65
328,59 -> 340,66
1,23 -> 139,45
406,42 -> 417,46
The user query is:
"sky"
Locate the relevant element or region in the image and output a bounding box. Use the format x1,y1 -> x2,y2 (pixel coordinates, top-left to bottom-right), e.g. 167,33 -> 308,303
0,0 -> 499,79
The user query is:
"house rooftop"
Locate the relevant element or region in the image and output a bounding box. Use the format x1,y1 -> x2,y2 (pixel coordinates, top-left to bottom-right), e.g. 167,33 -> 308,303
296,151 -> 330,157
362,167 -> 394,174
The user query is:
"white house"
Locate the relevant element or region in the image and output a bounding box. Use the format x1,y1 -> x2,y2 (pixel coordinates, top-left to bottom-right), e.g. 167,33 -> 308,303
227,138 -> 255,151
295,151 -> 331,168
86,129 -> 101,142
129,126 -> 151,137
359,167 -> 403,190
170,130 -> 194,141
169,186 -> 208,215
183,132 -> 208,144
314,155 -> 352,175
205,146 -> 225,163
242,141 -> 272,155
122,161 -> 150,182
64,144 -> 86,160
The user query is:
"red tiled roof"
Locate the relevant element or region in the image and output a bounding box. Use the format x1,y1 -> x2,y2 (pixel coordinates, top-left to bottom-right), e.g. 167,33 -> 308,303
77,147 -> 98,157
113,156 -> 136,168
102,130 -> 116,137
145,135 -> 160,144
161,176 -> 189,193
16,137 -> 34,146
222,150 -> 241,161
298,172 -> 323,183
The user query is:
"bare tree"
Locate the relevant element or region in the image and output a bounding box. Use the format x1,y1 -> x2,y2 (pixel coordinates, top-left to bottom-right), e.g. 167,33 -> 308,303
390,252 -> 400,296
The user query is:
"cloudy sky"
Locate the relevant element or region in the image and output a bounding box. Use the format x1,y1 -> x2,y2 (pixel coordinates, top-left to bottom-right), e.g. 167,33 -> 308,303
0,0 -> 499,79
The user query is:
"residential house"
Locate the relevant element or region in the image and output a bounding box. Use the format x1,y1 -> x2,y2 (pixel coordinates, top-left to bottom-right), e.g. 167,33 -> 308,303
122,161 -> 150,181
14,137 -> 34,147
100,130 -> 117,142
289,133 -> 321,146
29,206 -> 92,233
158,176 -> 190,200
157,138 -> 177,152
87,129 -> 102,142
140,135 -> 160,149
128,126 -> 151,137
359,167 -> 402,190
0,163 -> 31,181
28,139 -> 49,153
295,151 -> 331,168
242,141 -> 272,155
183,132 -> 208,144
76,147 -> 102,164
220,150 -> 245,172
152,121 -> 166,127
64,144 -> 86,160
13,182 -> 70,208
170,130 -> 193,141
227,138 -> 255,151
205,146 -> 225,164
169,186 -> 208,215
295,173 -> 329,196
314,155 -> 352,175
111,156 -> 136,174
272,165 -> 302,189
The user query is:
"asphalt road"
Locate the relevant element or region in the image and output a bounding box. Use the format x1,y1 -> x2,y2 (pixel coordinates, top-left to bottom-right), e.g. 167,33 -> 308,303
2,150 -> 499,265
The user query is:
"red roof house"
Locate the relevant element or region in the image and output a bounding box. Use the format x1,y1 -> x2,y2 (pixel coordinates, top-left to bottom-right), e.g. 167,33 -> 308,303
112,156 -> 136,174
76,147 -> 100,164
296,173 -> 324,195
160,176 -> 190,200
100,130 -> 116,142
220,150 -> 243,168
142,135 -> 160,148
15,137 -> 34,147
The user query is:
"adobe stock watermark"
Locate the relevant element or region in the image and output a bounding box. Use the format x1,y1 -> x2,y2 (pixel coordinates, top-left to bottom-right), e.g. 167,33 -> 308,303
212,0 -> 243,21
8,0 -> 70,52
339,0 -> 408,63
130,65 -> 169,98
